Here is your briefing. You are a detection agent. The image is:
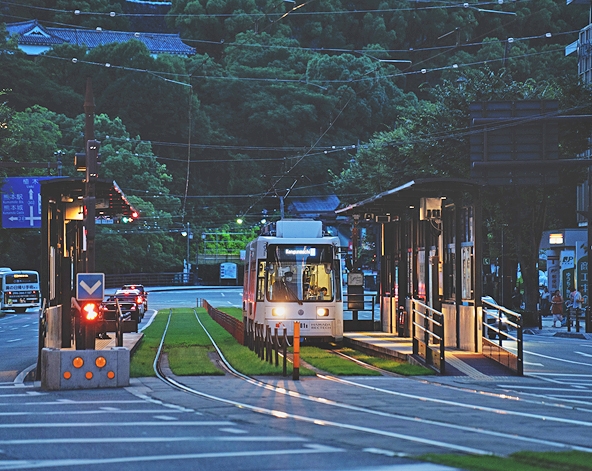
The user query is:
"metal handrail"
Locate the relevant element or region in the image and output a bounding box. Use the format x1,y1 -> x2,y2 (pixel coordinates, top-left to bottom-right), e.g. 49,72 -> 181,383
411,298 -> 445,374
481,298 -> 523,375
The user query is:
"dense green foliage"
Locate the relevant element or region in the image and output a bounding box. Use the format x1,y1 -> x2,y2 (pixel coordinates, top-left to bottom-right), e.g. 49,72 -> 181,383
1,1 -> 591,299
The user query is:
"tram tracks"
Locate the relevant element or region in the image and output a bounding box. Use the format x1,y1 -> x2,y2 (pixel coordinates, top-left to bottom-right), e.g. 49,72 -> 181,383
152,308 -> 592,456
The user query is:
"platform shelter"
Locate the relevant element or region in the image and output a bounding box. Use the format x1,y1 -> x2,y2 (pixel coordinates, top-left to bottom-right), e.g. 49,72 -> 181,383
336,178 -> 484,353
39,177 -> 136,350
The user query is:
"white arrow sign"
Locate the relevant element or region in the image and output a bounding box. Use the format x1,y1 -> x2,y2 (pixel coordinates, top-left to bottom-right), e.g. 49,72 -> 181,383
80,280 -> 102,295
76,273 -> 105,301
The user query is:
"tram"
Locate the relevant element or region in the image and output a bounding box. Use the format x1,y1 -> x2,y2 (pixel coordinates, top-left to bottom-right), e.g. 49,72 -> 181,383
242,219 -> 343,342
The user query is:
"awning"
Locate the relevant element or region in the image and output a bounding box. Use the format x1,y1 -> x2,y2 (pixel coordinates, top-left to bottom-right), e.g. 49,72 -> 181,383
40,177 -> 138,219
335,178 -> 480,219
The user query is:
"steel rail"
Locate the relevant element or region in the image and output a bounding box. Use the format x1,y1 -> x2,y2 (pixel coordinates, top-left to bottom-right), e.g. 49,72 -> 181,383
150,309 -> 592,455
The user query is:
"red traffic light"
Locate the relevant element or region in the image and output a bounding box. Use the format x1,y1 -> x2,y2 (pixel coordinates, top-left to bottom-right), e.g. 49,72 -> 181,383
82,302 -> 99,321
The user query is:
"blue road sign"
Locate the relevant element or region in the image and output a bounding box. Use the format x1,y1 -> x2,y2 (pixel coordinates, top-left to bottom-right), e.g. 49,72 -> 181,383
1,177 -> 55,229
76,273 -> 105,302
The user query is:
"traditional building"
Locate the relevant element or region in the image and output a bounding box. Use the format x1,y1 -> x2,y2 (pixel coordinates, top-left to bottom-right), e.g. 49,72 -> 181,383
5,20 -> 195,57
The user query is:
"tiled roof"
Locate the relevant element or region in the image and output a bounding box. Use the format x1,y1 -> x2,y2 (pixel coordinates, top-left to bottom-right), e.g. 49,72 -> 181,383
288,195 -> 341,214
5,20 -> 195,56
6,20 -> 65,46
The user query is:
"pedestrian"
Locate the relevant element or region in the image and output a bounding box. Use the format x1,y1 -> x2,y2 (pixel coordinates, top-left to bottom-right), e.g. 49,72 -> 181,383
551,290 -> 563,328
540,286 -> 550,313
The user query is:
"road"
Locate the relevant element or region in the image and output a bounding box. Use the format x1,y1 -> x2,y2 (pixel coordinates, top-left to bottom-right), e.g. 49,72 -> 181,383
1,289 -> 592,470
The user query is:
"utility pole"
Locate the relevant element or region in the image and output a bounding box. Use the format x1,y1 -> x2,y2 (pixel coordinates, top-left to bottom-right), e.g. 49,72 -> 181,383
83,78 -> 99,273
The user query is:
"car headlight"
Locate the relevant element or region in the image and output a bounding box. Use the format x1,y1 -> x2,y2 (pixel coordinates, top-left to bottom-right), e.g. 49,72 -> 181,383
317,308 -> 329,317
272,307 -> 286,317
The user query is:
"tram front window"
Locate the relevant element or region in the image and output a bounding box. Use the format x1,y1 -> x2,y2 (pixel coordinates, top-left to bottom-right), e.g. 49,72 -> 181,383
266,245 -> 334,302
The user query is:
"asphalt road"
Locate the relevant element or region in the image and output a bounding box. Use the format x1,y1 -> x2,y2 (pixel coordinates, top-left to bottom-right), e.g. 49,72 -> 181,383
1,289 -> 592,470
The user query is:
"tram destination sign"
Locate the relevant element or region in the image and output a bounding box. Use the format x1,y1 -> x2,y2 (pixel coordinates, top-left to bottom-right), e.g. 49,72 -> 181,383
1,177 -> 56,229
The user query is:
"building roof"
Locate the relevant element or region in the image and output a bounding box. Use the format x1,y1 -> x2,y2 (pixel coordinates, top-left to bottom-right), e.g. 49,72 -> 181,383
6,20 -> 195,56
335,178 -> 481,219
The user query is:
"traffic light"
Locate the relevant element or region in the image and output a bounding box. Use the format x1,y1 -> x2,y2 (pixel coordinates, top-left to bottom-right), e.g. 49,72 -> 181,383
81,302 -> 99,322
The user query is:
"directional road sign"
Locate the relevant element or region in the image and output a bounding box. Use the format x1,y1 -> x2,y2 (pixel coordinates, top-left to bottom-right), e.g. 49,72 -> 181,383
76,273 -> 105,302
1,177 -> 56,229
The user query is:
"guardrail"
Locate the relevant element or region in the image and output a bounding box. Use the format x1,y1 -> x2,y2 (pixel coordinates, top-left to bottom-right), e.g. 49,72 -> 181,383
105,272 -> 198,288
482,298 -> 523,375
411,298 -> 445,374
201,299 -> 244,345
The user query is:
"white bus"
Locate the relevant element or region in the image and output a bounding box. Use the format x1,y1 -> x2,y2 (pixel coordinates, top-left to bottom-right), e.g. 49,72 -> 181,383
0,270 -> 41,313
243,219 -> 343,342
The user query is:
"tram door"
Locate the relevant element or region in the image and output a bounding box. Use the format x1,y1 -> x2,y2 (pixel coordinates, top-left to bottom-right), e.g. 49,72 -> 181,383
428,248 -> 441,312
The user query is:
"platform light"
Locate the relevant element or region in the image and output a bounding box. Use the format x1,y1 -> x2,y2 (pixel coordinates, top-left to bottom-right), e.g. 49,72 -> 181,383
549,233 -> 564,245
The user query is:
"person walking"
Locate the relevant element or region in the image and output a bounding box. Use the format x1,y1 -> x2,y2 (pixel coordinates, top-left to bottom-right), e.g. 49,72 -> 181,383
551,290 -> 563,328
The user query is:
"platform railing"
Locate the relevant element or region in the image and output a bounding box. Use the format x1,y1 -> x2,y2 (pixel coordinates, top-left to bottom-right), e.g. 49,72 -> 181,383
411,298 -> 445,374
481,298 -> 523,376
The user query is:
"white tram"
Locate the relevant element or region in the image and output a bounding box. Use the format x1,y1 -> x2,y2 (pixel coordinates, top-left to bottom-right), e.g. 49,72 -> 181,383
242,219 -> 343,342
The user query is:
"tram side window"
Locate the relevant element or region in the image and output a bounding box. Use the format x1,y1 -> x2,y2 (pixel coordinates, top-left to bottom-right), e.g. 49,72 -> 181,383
256,262 -> 266,302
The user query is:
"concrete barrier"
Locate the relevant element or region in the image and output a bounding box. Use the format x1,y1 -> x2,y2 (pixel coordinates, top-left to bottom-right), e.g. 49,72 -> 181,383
41,347 -> 129,390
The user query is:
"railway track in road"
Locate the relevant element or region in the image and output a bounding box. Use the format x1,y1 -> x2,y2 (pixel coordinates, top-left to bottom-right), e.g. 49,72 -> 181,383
153,308 -> 592,458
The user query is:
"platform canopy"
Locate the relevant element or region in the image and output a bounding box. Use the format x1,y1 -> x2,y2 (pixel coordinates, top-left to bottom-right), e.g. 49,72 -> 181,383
335,178 -> 480,220
40,177 -> 138,219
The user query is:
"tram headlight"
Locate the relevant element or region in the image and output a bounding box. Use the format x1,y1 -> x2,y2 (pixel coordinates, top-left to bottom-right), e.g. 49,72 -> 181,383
317,308 -> 329,317
272,307 -> 286,317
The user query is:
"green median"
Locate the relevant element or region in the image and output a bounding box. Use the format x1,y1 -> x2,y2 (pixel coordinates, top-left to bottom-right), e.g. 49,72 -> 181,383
421,450 -> 592,471
131,307 -> 433,378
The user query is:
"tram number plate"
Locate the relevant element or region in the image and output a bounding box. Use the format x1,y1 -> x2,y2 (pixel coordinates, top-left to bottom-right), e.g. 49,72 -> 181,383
299,322 -> 331,333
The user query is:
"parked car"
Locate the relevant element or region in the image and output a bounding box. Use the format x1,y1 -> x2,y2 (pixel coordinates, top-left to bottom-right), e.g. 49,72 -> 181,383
482,296 -> 509,340
122,284 -> 148,311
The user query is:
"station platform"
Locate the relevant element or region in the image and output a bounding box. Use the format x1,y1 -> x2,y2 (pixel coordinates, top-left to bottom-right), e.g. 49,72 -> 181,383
343,331 -> 515,379
94,332 -> 144,352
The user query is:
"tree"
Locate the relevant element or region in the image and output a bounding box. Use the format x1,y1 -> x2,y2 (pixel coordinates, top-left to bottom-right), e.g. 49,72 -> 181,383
331,69 -> 592,317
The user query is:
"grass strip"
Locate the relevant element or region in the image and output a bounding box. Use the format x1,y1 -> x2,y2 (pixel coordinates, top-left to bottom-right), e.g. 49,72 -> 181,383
337,347 -> 434,376
218,307 -> 243,320
299,346 -> 381,376
130,309 -> 169,377
196,308 -> 315,376
421,451 -> 592,471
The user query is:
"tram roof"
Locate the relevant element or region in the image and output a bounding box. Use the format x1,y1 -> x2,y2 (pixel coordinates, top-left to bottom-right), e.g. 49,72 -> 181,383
335,178 -> 480,217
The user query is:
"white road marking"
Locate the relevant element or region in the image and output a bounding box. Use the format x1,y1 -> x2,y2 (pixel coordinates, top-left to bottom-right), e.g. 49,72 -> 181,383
0,410 -> 187,417
576,351 -> 592,358
0,435 -> 307,445
0,444 -> 343,470
219,427 -> 248,434
0,421 -> 234,429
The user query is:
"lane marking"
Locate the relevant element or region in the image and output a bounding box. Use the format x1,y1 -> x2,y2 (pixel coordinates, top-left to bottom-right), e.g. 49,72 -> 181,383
576,351 -> 592,358
0,421 -> 235,429
0,410 -> 189,417
0,444 -> 343,470
0,435 -> 306,445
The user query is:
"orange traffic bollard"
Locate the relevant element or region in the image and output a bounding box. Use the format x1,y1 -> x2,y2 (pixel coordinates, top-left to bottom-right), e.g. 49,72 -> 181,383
293,321 -> 300,380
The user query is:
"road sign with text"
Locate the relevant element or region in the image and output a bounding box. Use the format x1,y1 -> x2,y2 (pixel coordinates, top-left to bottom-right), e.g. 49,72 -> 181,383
76,273 -> 105,302
1,177 -> 55,228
